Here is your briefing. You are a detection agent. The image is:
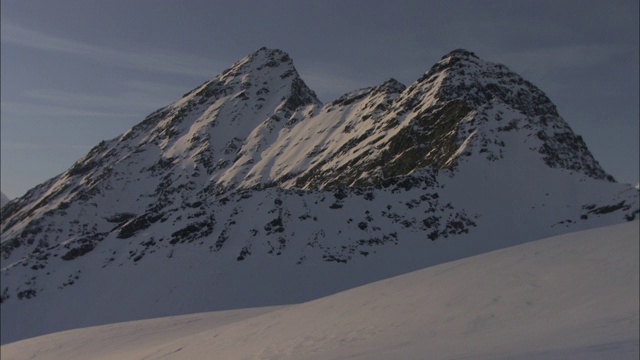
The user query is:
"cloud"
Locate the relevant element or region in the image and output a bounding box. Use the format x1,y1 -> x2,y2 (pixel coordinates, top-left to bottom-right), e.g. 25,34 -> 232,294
1,78 -> 193,121
0,141 -> 93,151
1,100 -> 139,119
1,22 -> 219,78
22,86 -> 173,110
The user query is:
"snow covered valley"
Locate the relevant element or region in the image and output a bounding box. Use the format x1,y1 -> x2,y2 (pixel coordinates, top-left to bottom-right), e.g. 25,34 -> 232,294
3,221 -> 637,360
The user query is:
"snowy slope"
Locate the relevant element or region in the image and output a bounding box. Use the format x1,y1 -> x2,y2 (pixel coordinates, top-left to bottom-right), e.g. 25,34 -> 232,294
265,49 -> 614,189
1,174 -> 636,344
1,48 -> 638,344
2,221 -> 638,359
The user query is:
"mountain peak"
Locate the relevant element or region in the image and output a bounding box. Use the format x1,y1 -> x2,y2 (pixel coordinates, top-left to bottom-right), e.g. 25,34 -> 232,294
213,47 -> 298,83
441,48 -> 479,60
421,48 -> 491,79
2,47 -> 638,344
379,78 -> 406,92
246,47 -> 292,67
254,46 -> 286,55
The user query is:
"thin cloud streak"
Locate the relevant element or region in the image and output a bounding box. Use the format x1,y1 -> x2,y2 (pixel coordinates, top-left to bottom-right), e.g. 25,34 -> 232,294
1,22 -> 218,78
22,87 -> 178,111
2,79 -> 191,121
1,141 -> 93,151
1,100 -> 140,119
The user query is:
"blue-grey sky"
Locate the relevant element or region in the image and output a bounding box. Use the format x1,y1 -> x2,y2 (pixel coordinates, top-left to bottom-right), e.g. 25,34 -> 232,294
1,0 -> 638,198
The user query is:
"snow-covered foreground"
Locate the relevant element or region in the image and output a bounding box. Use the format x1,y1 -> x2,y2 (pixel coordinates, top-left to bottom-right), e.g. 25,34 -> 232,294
2,221 -> 638,360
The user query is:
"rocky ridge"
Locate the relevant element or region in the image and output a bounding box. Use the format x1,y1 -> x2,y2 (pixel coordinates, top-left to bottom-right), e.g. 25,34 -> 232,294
1,48 -> 637,344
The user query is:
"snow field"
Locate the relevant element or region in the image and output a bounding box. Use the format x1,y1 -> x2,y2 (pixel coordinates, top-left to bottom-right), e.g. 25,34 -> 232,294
3,221 -> 637,359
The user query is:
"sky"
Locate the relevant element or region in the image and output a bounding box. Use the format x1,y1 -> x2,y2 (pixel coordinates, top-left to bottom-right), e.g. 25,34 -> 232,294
1,0 -> 638,198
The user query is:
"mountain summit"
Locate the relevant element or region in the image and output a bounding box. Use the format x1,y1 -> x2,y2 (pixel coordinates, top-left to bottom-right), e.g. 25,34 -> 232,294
1,48 -> 637,344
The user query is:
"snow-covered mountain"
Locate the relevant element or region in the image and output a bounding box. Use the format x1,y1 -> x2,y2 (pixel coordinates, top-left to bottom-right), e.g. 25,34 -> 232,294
2,221 -> 638,359
1,48 -> 638,344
